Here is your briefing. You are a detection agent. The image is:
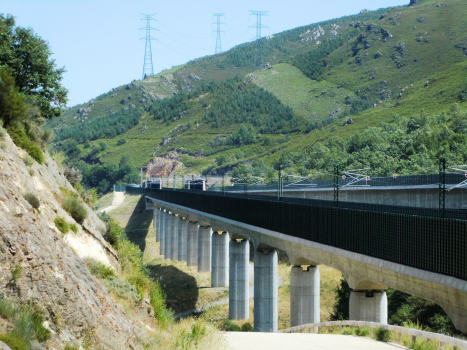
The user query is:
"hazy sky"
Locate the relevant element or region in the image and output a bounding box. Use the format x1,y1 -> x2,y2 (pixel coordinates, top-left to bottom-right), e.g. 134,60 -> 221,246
3,0 -> 408,107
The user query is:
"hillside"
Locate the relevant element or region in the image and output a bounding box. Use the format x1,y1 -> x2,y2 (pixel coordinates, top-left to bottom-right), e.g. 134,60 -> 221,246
48,0 -> 467,182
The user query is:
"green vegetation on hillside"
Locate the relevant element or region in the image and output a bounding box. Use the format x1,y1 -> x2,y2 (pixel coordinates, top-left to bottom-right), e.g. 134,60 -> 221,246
54,107 -> 142,143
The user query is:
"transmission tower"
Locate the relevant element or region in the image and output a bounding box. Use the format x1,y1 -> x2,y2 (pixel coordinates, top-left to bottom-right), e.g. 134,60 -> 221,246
249,10 -> 269,70
212,13 -> 225,54
140,13 -> 157,80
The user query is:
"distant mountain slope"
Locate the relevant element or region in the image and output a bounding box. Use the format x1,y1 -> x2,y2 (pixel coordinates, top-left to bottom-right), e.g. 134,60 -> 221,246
47,0 -> 467,179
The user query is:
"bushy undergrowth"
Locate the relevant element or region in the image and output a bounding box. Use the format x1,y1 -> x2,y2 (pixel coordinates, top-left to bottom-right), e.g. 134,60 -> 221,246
7,122 -> 44,165
97,213 -> 173,326
0,300 -> 50,350
241,322 -> 253,332
85,260 -> 116,279
374,327 -> 392,342
62,197 -> 88,223
54,216 -> 69,234
70,223 -> 78,233
222,319 -> 241,332
23,192 -> 40,209
103,277 -> 142,305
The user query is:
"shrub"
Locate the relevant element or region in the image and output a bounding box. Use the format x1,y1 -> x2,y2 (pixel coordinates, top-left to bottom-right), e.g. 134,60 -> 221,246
27,167 -> 34,176
0,333 -> 28,350
70,223 -> 78,233
355,327 -> 371,336
241,322 -> 253,332
0,299 -> 15,319
0,142 -> 6,149
103,277 -> 141,305
0,127 -> 5,141
31,309 -> 51,342
63,167 -> 82,186
10,264 -> 22,283
54,216 -> 69,234
65,346 -> 79,350
0,303 -> 50,349
23,192 -> 40,209
85,260 -> 116,279
23,155 -> 34,166
8,122 -> 44,164
222,319 -> 241,332
374,327 -> 391,341
174,322 -> 207,349
341,326 -> 354,335
117,138 -> 126,146
62,197 -> 88,223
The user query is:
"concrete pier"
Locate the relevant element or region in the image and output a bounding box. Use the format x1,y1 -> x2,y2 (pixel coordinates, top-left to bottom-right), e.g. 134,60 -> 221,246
198,226 -> 212,272
165,212 -> 173,260
178,217 -> 189,263
160,209 -> 167,256
229,239 -> 249,320
155,208 -> 161,242
187,220 -> 199,266
211,231 -> 229,287
254,250 -> 278,332
290,266 -> 320,327
349,290 -> 388,324
171,214 -> 179,261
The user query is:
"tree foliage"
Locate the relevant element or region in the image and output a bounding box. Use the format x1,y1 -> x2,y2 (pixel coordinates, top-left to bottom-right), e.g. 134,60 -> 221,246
54,108 -> 141,143
0,14 -> 67,119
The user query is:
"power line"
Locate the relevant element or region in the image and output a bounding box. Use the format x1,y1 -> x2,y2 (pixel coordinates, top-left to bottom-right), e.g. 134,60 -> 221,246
249,10 -> 269,70
212,13 -> 225,54
140,13 -> 157,80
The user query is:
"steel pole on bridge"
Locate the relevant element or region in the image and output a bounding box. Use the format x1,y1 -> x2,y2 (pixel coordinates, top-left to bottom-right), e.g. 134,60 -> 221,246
334,166 -> 339,207
439,158 -> 446,218
278,165 -> 283,201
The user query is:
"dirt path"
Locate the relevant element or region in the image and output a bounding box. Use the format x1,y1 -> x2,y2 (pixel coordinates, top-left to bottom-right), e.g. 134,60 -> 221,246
98,191 -> 125,214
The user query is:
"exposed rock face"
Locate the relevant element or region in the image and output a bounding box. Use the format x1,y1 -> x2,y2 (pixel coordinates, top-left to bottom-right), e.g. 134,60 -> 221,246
0,133 -> 143,349
146,156 -> 182,178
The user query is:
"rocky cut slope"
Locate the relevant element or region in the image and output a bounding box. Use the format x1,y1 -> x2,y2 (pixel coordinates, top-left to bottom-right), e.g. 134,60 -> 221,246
0,131 -> 146,349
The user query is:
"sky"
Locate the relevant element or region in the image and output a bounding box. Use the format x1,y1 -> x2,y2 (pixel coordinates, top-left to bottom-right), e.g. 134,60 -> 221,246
2,0 -> 408,107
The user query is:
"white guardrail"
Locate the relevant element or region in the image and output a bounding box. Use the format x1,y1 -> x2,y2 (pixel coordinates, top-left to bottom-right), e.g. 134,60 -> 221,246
278,321 -> 467,349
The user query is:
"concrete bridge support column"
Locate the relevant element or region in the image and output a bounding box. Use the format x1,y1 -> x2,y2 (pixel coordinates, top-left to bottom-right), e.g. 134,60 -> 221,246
290,266 -> 320,327
198,226 -> 212,272
171,214 -> 179,261
187,220 -> 199,266
211,231 -> 229,287
159,209 -> 167,256
155,208 -> 161,242
229,239 -> 249,320
153,206 -> 157,229
178,217 -> 188,263
165,212 -> 173,260
254,250 -> 278,332
349,290 -> 388,324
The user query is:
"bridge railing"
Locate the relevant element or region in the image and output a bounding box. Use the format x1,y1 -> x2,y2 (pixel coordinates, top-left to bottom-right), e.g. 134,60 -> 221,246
208,173 -> 467,192
146,188 -> 467,281
279,321 -> 467,349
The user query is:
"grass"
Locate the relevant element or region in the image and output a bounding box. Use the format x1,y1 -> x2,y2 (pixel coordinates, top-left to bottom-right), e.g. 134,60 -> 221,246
250,63 -> 357,120
316,322 -> 459,350
0,300 -> 50,350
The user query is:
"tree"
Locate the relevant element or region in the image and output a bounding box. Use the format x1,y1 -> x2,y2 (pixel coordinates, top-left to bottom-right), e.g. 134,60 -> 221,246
0,14 -> 67,119
0,69 -> 26,126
